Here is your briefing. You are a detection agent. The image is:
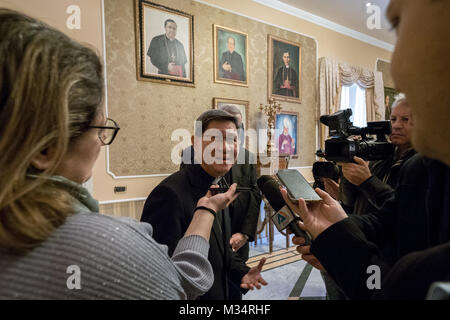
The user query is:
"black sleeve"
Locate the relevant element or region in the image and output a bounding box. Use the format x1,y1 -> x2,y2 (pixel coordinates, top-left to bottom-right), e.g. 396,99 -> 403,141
239,162 -> 262,241
358,175 -> 395,210
141,185 -> 187,256
348,191 -> 397,249
274,68 -> 282,89
147,37 -> 167,73
311,219 -> 450,300
235,54 -> 245,81
339,175 -> 358,214
219,52 -> 227,77
228,248 -> 251,291
310,218 -> 392,300
372,242 -> 450,300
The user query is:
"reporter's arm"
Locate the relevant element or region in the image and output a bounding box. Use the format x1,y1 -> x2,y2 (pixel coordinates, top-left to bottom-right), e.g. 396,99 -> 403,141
164,185 -> 239,299
184,184 -> 239,241
358,175 -> 395,210
310,218 -> 391,300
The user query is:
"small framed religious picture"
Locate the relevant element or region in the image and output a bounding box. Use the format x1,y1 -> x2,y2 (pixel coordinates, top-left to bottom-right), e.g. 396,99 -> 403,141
213,25 -> 248,87
213,97 -> 249,149
275,111 -> 299,158
135,0 -> 194,86
268,35 -> 301,103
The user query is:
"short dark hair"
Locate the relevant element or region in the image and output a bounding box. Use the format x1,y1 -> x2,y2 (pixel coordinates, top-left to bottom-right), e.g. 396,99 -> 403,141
164,19 -> 177,27
195,109 -> 238,136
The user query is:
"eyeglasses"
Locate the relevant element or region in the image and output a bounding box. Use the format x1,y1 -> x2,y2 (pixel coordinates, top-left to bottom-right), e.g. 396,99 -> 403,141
88,118 -> 120,145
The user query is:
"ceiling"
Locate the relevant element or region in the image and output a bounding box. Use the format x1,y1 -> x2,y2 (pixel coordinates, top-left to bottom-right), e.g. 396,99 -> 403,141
264,0 -> 396,48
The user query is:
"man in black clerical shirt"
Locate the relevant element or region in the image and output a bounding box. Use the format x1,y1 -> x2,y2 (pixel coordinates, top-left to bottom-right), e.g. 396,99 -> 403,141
141,110 -> 267,300
219,37 -> 245,81
147,19 -> 187,77
274,51 -> 298,97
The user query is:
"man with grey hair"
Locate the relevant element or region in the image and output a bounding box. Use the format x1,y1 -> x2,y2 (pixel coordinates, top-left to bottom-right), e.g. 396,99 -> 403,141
337,94 -> 415,218
317,95 -> 416,299
142,109 -> 267,300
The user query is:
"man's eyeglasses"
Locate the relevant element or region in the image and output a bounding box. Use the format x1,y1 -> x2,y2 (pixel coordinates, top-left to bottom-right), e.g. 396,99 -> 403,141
88,118 -> 120,145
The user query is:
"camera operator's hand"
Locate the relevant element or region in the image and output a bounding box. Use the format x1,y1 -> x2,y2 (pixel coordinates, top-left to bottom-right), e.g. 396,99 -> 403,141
280,187 -> 348,240
339,156 -> 371,186
323,178 -> 340,200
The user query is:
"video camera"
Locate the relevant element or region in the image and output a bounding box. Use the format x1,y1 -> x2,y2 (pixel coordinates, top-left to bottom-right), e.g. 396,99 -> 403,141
316,108 -> 394,162
312,161 -> 340,190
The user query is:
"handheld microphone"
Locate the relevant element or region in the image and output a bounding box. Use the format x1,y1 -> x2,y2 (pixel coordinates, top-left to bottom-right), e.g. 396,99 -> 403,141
259,177 -> 312,245
257,175 -> 273,192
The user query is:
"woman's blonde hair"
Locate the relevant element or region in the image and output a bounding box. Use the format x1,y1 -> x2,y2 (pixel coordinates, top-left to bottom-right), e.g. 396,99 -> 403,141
0,9 -> 103,251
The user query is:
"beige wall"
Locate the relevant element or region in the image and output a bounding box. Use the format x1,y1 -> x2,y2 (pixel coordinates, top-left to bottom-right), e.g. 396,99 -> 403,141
0,0 -> 392,204
104,0 -> 317,177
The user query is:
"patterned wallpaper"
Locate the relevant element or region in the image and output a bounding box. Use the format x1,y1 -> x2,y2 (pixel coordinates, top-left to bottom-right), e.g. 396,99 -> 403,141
104,0 -> 317,176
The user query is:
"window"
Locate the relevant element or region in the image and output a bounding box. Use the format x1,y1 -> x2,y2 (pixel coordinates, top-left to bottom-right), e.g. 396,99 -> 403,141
340,83 -> 367,127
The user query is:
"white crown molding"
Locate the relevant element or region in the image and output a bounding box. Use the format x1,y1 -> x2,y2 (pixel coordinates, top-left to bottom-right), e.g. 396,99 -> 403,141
193,0 -> 319,47
252,0 -> 394,52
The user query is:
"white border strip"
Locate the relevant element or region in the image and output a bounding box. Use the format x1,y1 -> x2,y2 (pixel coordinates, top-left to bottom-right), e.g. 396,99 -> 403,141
252,0 -> 394,52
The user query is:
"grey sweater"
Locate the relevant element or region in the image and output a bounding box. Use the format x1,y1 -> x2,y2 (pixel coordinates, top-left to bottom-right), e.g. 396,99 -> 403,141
0,176 -> 213,300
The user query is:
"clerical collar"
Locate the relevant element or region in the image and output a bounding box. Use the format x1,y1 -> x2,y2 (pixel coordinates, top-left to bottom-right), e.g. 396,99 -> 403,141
285,65 -> 290,68
165,35 -> 175,42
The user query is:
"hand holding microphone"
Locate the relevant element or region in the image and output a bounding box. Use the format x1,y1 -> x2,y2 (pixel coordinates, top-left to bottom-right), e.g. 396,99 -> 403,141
257,176 -> 312,245
279,186 -> 348,240
197,183 -> 240,214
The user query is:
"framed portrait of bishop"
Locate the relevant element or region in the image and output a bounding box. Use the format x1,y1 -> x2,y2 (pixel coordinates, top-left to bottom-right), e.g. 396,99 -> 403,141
268,35 -> 301,103
135,0 -> 194,86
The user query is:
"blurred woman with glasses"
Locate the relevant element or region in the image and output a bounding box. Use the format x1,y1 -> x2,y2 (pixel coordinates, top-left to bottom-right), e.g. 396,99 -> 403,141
0,9 -> 239,299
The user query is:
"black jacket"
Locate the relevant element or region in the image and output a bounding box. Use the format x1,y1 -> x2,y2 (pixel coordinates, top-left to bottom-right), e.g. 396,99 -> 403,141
340,149 -> 416,216
141,164 -> 250,300
311,154 -> 450,299
147,34 -> 187,77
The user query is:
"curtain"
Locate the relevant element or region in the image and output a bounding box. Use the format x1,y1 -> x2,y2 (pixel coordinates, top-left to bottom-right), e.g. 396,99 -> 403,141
318,57 -> 384,149
340,84 -> 367,127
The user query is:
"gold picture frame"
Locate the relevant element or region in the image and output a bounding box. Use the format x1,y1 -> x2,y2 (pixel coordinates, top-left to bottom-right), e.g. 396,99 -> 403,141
275,111 -> 299,158
268,35 -> 302,103
135,0 -> 194,87
213,25 -> 249,87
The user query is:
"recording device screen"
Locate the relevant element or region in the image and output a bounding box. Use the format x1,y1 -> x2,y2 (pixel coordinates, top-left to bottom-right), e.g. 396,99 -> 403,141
276,169 -> 321,203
